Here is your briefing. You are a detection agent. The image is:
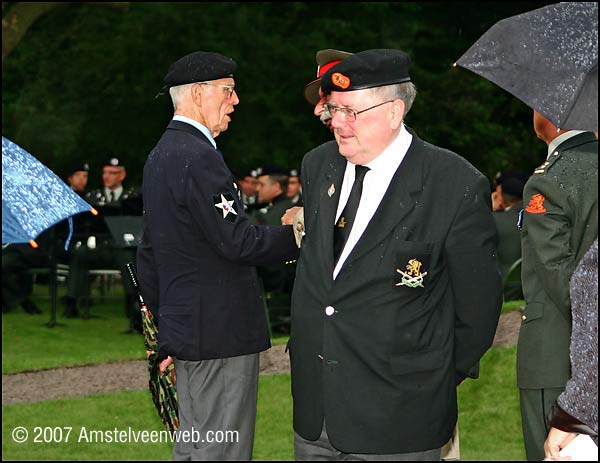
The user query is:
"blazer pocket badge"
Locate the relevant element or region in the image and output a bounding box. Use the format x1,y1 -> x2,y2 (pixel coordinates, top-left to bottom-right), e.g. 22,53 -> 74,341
396,258 -> 427,288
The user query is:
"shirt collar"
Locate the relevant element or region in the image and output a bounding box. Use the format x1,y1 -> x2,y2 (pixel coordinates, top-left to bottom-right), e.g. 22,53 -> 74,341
364,124 -> 413,172
173,115 -> 217,149
547,130 -> 585,159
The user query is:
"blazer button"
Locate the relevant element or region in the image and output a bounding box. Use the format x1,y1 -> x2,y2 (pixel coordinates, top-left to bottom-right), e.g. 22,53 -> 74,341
325,306 -> 335,316
521,314 -> 527,321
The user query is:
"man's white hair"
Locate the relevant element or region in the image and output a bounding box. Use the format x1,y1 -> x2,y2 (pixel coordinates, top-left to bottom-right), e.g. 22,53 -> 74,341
370,82 -> 417,117
169,83 -> 195,111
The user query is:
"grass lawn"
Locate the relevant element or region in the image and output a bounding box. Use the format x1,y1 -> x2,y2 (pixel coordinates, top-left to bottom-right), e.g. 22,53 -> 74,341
3,283 -> 525,460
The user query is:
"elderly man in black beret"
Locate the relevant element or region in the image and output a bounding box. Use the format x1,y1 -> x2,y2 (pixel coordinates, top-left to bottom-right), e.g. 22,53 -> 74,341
288,49 -> 503,460
136,51 -> 298,460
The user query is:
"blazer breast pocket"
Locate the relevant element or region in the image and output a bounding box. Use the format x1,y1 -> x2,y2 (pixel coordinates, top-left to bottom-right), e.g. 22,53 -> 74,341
393,241 -> 434,291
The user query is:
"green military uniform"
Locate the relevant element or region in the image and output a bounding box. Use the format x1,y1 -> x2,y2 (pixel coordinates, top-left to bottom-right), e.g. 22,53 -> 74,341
254,193 -> 296,332
518,131 -> 598,460
493,205 -> 523,300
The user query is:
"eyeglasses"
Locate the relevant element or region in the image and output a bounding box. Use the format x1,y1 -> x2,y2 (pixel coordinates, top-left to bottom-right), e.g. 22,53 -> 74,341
323,100 -> 395,122
197,82 -> 236,97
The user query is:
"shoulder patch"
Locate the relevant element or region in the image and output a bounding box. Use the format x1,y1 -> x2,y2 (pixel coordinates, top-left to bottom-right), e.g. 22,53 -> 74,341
213,193 -> 239,222
525,193 -> 546,214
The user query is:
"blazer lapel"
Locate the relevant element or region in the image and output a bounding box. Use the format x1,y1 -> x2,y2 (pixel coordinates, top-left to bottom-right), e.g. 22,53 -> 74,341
317,153 -> 346,274
344,137 -> 425,268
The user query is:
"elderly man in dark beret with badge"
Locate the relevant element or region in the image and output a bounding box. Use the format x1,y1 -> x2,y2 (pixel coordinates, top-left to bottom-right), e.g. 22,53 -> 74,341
288,49 -> 503,460
136,51 -> 298,460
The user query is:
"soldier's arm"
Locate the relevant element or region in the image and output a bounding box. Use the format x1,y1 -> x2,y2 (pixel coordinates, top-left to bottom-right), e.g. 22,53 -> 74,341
522,175 -> 574,320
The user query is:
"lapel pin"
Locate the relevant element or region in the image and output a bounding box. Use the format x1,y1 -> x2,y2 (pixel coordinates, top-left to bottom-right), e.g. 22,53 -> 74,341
328,183 -> 335,197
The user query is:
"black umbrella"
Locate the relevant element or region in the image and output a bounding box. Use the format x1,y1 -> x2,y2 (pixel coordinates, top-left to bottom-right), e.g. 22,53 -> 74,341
126,263 -> 179,432
456,2 -> 598,131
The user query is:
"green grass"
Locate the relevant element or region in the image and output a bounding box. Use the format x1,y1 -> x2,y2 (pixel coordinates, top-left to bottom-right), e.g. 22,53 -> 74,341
2,352 -> 523,461
2,285 -> 144,374
3,283 -> 525,460
2,376 -> 293,461
502,299 -> 525,313
458,346 -> 525,460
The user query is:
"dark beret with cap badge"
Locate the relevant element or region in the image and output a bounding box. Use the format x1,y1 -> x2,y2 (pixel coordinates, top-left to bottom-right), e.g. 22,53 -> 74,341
321,49 -> 412,94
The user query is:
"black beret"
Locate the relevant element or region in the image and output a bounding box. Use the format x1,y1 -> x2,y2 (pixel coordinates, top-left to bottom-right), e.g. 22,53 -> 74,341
103,157 -> 124,168
236,168 -> 259,179
288,168 -> 300,178
501,176 -> 526,198
321,49 -> 411,94
495,170 -> 528,189
258,165 -> 289,177
164,51 -> 237,89
67,163 -> 89,176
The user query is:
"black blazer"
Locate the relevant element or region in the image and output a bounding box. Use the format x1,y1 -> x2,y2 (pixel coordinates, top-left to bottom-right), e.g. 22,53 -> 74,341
290,132 -> 503,454
137,120 -> 297,361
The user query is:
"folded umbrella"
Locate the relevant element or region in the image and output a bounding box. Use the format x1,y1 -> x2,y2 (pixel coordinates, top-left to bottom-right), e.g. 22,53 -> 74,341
126,262 -> 179,433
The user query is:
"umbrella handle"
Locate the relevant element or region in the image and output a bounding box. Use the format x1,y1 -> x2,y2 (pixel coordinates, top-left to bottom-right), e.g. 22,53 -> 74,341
126,262 -> 146,308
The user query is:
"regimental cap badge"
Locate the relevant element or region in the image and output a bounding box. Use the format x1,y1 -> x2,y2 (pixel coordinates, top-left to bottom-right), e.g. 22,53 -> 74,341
110,158 -> 119,166
331,72 -> 351,89
396,258 -> 428,288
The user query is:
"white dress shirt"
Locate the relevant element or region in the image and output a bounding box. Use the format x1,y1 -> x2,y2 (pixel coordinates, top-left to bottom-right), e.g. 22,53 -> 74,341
333,124 -> 413,279
104,186 -> 123,202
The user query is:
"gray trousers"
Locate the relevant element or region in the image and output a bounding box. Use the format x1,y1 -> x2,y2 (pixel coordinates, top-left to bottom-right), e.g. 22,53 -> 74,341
173,353 -> 259,461
294,421 -> 442,461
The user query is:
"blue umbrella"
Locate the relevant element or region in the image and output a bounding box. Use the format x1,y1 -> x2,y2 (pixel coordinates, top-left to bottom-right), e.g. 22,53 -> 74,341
2,136 -> 96,248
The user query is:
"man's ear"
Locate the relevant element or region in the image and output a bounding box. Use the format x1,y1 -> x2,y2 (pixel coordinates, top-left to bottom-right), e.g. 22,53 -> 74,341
390,99 -> 405,129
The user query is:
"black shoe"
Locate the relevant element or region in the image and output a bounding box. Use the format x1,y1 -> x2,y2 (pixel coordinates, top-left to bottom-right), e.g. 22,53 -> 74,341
21,299 -> 42,314
63,297 -> 79,318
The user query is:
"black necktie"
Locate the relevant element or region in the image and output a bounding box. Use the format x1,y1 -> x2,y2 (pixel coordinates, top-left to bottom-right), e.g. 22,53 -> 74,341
109,191 -> 115,203
333,165 -> 370,265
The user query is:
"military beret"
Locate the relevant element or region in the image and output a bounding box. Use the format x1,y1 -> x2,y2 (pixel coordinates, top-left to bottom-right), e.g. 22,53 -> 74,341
103,157 -> 125,168
303,49 -> 353,105
163,51 -> 237,90
502,177 -> 525,198
321,49 -> 411,94
67,163 -> 89,176
288,168 -> 300,178
258,165 -> 289,177
495,170 -> 528,189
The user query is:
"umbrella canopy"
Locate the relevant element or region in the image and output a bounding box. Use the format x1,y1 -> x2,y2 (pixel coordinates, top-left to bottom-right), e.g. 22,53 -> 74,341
2,136 -> 94,245
126,263 -> 179,433
456,2 -> 598,131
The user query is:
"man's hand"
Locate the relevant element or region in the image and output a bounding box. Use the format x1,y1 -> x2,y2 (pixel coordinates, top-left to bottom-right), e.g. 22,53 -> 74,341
544,427 -> 577,460
159,356 -> 173,375
281,207 -> 305,248
281,206 -> 303,225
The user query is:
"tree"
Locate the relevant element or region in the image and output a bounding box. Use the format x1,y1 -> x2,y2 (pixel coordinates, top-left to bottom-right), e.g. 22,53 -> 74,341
2,2 -> 129,63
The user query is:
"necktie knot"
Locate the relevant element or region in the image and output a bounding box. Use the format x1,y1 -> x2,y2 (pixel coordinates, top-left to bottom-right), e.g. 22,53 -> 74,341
354,164 -> 370,183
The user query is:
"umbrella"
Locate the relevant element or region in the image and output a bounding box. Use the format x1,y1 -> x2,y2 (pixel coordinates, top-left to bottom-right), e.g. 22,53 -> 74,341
455,2 -> 598,131
2,136 -> 95,246
126,262 -> 180,433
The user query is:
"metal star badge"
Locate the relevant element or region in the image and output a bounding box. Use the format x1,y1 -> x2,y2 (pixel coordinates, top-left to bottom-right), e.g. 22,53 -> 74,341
214,193 -> 238,222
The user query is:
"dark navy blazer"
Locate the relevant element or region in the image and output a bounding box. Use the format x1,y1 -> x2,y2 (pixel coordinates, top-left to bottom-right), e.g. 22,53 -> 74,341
137,120 -> 297,360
